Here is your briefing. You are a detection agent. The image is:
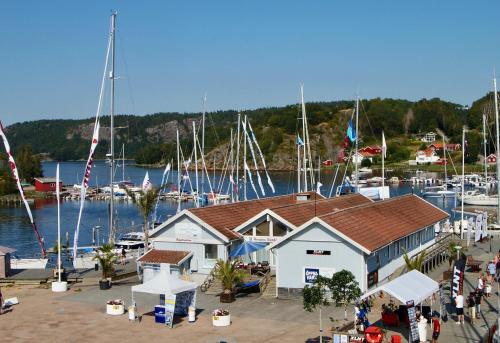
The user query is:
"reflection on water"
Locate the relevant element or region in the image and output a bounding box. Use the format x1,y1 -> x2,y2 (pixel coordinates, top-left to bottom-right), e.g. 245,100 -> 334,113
0,161 -> 459,257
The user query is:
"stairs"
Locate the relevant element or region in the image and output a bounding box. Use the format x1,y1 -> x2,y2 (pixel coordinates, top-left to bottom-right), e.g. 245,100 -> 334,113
260,275 -> 276,298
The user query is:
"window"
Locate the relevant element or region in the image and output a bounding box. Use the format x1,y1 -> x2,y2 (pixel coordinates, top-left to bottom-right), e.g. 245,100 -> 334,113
204,244 -> 217,260
255,222 -> 270,236
273,223 -> 287,236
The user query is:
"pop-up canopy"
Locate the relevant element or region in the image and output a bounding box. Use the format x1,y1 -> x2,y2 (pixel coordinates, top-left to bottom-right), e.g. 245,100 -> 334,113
131,269 -> 196,296
360,270 -> 438,305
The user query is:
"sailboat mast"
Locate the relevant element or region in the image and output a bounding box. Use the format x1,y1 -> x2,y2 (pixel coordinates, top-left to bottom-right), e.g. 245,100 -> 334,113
301,84 -> 308,192
236,113 -> 241,202
243,115 -> 247,200
122,144 -> 125,183
355,96 -> 359,192
483,113 -> 488,187
193,121 -> 199,206
297,139 -> 301,193
230,128 -> 234,202
443,133 -> 447,185
108,12 -> 116,244
176,129 -> 181,213
461,126 -> 465,240
56,164 -> 61,283
201,94 -> 206,197
493,76 -> 500,225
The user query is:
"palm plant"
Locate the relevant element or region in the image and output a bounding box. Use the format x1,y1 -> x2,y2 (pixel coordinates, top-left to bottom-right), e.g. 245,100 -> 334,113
446,241 -> 466,270
126,187 -> 161,251
93,243 -> 117,279
213,259 -> 245,302
403,248 -> 427,272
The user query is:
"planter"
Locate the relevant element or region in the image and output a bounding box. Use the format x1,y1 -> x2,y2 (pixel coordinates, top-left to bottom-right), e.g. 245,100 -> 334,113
51,281 -> 68,293
99,279 -> 111,290
106,300 -> 125,315
212,314 -> 231,327
220,292 -> 235,303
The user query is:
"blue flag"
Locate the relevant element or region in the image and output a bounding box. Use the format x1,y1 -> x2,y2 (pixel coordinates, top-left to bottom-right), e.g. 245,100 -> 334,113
347,120 -> 356,142
296,135 -> 305,146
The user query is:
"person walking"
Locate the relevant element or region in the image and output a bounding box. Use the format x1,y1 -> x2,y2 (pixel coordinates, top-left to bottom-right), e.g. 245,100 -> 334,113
432,312 -> 440,343
475,289 -> 482,318
487,260 -> 496,284
0,286 -> 4,315
478,273 -> 484,293
455,293 -> 464,325
467,293 -> 476,324
121,247 -> 126,265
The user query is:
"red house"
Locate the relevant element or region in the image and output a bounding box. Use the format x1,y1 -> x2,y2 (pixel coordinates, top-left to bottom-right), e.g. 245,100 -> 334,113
34,178 -> 63,192
359,145 -> 382,155
428,143 -> 461,151
487,153 -> 497,165
322,159 -> 333,167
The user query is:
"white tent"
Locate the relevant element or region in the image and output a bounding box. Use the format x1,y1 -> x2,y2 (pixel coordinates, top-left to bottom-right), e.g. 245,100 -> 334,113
360,270 -> 438,305
131,269 -> 197,297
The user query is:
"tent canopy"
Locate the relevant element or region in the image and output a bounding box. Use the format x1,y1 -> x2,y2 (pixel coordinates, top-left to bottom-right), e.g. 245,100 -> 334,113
360,270 -> 438,305
131,269 -> 197,295
229,241 -> 267,257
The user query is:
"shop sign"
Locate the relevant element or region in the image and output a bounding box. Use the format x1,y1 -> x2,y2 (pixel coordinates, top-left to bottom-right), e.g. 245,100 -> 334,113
307,250 -> 331,255
304,267 -> 336,284
406,300 -> 419,343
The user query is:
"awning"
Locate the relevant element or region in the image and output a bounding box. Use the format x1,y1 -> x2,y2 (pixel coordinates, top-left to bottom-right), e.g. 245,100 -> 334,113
360,270 -> 438,305
229,241 -> 268,257
131,269 -> 197,295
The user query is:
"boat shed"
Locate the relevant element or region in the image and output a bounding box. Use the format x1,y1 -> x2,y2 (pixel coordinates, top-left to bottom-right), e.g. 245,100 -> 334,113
34,177 -> 63,192
148,192 -> 320,276
267,194 -> 448,298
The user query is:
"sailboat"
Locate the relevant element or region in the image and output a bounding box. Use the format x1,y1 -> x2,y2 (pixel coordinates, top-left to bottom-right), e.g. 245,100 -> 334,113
422,130 -> 455,198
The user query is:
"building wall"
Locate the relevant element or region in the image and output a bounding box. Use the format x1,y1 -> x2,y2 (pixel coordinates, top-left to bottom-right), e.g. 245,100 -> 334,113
151,215 -> 227,275
273,223 -> 364,297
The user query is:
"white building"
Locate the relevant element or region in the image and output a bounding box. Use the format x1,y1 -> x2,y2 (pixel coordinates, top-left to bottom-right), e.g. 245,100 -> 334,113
421,132 -> 437,143
267,194 -> 448,298
416,149 -> 440,164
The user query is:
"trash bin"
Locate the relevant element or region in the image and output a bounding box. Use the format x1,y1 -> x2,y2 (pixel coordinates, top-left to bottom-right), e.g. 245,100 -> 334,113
188,306 -> 196,322
128,305 -> 136,321
154,305 -> 166,324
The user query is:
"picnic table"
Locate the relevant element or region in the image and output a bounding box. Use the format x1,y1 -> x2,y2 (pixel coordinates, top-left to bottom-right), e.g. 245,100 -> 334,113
466,255 -> 483,272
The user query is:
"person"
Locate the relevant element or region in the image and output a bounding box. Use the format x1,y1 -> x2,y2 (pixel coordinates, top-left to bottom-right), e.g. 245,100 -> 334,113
121,247 -> 126,265
467,293 -> 476,324
475,289 -> 482,318
455,293 -> 464,324
485,281 -> 492,297
487,260 -> 496,283
417,312 -> 428,342
0,286 -> 3,315
495,249 -> 500,265
432,311 -> 440,343
478,273 -> 484,293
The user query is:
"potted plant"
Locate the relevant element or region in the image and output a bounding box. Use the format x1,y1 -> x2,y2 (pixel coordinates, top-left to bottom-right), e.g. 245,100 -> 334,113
213,259 -> 244,303
106,299 -> 125,315
212,308 -> 230,326
93,243 -> 117,290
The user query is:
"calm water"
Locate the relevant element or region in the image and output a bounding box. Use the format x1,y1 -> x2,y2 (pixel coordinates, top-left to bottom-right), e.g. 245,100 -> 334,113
0,161 -> 457,260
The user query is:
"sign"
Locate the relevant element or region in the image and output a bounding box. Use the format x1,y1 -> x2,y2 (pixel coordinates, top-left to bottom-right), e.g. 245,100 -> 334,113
175,223 -> 201,242
304,267 -> 336,284
475,214 -> 482,242
164,294 -> 176,328
307,250 -> 331,255
367,270 -> 378,288
406,300 -> 420,343
451,258 -> 465,298
247,236 -> 279,243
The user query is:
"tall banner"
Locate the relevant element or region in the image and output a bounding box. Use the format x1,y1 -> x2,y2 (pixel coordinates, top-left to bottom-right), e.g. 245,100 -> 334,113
451,258 -> 466,299
73,120 -> 100,259
0,121 -> 46,257
482,212 -> 488,238
406,300 -> 420,343
247,122 -> 275,193
474,213 -> 482,242
467,217 -> 473,246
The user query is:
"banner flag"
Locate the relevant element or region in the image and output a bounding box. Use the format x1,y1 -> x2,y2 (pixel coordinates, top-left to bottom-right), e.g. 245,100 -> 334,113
244,162 -> 259,199
248,122 -> 275,193
153,163 -> 171,224
474,214 -> 482,242
451,258 -> 466,299
243,120 -> 265,196
0,121 -> 46,257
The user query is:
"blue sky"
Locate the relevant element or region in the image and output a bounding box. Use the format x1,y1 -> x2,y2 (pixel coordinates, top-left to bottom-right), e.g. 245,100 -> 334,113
1,1 -> 500,125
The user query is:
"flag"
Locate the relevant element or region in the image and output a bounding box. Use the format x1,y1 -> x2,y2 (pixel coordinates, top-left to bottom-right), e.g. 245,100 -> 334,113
475,214 -> 482,242
142,171 -> 152,191
382,131 -> 387,158
244,162 -> 259,199
347,120 -> 356,142
248,122 -> 275,193
482,212 -> 488,238
152,163 -> 171,224
296,136 -> 305,146
0,121 -> 46,257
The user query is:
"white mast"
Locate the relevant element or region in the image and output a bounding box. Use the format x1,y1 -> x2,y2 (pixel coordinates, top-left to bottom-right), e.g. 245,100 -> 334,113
201,94 -> 206,197
243,115 -> 247,200
443,132 -> 447,186
382,131 -> 385,190
193,121 -> 199,206
176,129 -> 181,213
493,76 -> 500,225
122,144 -> 125,183
355,96 -> 359,192
297,137 -> 301,192
236,113 -> 241,202
56,163 -> 61,283
230,128 -> 235,202
461,126 -> 465,240
300,84 -> 308,192
483,113 -> 488,188
108,11 -> 117,244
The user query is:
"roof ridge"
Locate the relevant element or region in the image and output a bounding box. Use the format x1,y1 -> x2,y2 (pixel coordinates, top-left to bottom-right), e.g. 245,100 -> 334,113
317,193 -> 415,218
269,193 -> 341,211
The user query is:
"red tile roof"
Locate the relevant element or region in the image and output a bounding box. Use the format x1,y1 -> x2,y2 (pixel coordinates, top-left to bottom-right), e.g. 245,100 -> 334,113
189,191 -> 320,239
318,194 -> 448,252
137,249 -> 190,265
272,193 -> 372,227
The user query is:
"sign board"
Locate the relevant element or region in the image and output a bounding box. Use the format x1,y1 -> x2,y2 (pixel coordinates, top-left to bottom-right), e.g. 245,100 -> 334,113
306,250 -> 331,255
451,258 -> 465,298
304,267 -> 336,284
475,214 -> 482,242
175,223 -> 201,242
164,294 -> 177,328
406,300 -> 420,343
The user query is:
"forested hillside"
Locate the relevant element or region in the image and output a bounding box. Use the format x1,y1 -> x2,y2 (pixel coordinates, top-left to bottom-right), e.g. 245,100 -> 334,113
3,94 -> 496,169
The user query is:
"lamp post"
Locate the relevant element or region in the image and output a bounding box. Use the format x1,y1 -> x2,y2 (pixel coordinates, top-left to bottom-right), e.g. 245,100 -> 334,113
455,245 -> 462,261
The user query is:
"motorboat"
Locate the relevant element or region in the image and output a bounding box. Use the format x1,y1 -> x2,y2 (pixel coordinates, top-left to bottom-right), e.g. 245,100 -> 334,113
459,190 -> 498,206
421,185 -> 456,198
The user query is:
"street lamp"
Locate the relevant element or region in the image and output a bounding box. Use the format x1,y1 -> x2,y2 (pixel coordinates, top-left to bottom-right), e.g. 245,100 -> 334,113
454,245 -> 462,261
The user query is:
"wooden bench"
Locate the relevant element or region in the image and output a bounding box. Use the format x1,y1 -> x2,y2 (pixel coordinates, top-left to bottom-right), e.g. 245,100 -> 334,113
466,255 -> 483,272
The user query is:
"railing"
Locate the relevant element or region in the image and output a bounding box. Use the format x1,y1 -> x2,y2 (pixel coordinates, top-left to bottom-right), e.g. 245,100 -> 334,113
259,269 -> 272,294
200,265 -> 216,292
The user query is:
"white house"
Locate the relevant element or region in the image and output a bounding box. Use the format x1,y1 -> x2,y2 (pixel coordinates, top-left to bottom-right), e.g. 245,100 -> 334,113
267,194 -> 448,298
416,149 -> 440,164
421,132 -> 437,143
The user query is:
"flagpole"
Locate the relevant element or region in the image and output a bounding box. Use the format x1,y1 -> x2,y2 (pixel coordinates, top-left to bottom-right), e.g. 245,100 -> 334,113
493,76 -> 500,226
236,113 -> 241,202
193,121 -> 199,206
382,131 -> 385,190
461,126 -> 465,240
355,96 -> 359,192
108,11 -> 116,244
56,163 -> 61,283
243,115 -> 247,201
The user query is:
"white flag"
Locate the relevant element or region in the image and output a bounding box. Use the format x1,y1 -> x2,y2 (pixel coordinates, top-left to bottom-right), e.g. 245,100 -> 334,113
382,131 -> 387,158
248,122 -> 275,193
142,171 -> 152,191
244,162 -> 260,199
482,212 -> 488,238
475,214 -> 482,242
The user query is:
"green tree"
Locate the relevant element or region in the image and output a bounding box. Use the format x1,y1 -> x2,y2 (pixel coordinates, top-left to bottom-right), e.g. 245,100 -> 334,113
93,243 -> 117,279
214,259 -> 245,303
361,158 -> 372,168
303,275 -> 331,343
402,248 -> 427,272
16,145 -> 42,183
328,270 -> 362,320
126,187 -> 161,250
0,160 -> 16,195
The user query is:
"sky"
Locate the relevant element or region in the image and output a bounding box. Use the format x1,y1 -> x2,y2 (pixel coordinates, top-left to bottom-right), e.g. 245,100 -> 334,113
1,1 -> 500,126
